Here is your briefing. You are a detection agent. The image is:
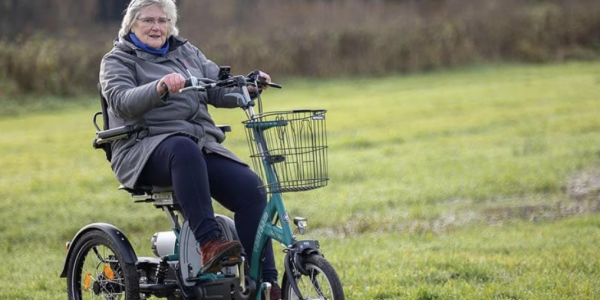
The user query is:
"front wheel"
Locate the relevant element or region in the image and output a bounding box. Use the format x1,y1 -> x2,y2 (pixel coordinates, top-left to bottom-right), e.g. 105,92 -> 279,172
282,254 -> 345,300
66,230 -> 139,300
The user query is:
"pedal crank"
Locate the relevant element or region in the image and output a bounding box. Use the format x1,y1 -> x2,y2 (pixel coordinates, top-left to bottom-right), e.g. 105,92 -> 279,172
262,282 -> 272,300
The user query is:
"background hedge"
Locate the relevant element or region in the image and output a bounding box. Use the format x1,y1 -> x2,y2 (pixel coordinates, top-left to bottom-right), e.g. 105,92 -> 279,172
1,0 -> 599,96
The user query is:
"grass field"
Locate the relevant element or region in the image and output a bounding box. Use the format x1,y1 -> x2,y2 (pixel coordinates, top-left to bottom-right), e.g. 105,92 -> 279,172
0,62 -> 599,299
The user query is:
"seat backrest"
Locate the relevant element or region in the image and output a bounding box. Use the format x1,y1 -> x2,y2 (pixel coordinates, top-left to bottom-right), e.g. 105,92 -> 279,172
98,83 -> 110,131
96,83 -> 113,162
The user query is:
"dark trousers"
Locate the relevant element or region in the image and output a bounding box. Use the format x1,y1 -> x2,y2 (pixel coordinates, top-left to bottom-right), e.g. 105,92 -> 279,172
138,135 -> 277,282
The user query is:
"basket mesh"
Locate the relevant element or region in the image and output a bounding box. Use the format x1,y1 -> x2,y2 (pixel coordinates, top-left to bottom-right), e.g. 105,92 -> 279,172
243,110 -> 328,193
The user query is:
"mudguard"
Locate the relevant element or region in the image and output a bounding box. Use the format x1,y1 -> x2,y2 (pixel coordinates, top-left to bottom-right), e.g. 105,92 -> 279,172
59,223 -> 137,278
282,240 -> 322,299
295,240 -> 321,257
215,214 -> 240,244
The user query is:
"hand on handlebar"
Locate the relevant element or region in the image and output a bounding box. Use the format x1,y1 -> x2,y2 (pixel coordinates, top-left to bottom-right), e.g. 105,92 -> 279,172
247,70 -> 272,94
157,73 -> 186,95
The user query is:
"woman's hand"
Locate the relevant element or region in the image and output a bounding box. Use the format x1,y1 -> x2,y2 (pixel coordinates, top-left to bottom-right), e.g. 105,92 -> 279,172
157,73 -> 186,95
248,70 -> 271,94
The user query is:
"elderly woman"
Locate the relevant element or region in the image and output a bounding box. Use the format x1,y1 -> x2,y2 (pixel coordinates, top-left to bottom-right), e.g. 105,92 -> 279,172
99,0 -> 280,298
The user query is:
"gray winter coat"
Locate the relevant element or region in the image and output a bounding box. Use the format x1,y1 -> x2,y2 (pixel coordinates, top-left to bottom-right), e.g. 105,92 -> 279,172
99,35 -> 245,189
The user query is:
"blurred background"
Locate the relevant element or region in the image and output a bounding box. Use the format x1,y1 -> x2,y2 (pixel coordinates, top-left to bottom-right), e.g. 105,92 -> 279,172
0,0 -> 599,96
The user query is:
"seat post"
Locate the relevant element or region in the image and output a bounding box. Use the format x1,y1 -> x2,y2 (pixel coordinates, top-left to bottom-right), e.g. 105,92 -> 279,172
155,198 -> 182,232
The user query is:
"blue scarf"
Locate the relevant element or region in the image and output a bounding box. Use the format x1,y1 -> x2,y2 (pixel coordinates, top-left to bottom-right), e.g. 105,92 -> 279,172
129,33 -> 170,56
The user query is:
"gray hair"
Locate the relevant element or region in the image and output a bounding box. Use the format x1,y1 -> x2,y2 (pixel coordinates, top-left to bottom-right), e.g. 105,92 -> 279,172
118,0 -> 179,38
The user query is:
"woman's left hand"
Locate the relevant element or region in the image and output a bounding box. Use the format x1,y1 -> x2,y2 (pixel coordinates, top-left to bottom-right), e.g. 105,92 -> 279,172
248,70 -> 271,94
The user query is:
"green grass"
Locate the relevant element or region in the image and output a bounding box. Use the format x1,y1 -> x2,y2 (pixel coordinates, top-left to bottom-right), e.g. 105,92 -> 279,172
324,216 -> 600,299
1,62 -> 599,299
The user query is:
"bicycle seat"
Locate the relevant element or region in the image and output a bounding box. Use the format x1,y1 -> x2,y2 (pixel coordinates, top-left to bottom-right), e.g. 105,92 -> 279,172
119,184 -> 173,196
119,185 -> 179,208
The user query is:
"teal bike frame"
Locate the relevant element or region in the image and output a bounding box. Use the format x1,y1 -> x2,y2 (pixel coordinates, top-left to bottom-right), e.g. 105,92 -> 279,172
243,102 -> 295,283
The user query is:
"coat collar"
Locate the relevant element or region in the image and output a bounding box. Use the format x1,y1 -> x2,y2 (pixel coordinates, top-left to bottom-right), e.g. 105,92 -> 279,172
115,35 -> 188,62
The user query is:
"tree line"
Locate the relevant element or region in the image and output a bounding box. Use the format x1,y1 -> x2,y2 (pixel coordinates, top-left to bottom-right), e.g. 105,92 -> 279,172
1,0 -> 599,96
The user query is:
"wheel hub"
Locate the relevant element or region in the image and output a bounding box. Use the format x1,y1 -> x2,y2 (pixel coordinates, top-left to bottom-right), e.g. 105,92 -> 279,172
92,280 -> 102,295
91,272 -> 124,298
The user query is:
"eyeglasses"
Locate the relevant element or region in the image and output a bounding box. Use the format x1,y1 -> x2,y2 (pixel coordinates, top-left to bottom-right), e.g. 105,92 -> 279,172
137,17 -> 170,27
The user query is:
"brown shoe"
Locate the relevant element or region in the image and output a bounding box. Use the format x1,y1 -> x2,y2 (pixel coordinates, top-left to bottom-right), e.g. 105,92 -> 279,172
270,282 -> 282,300
200,239 -> 242,273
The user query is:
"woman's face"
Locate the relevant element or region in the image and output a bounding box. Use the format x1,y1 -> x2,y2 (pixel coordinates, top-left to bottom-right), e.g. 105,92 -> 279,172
131,5 -> 169,49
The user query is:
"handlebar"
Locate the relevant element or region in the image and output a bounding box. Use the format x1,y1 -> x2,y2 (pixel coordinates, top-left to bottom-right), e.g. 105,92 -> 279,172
179,75 -> 282,93
176,73 -> 282,118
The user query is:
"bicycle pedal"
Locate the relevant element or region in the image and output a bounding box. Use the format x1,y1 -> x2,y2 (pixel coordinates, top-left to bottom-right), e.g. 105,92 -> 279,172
220,255 -> 241,266
185,276 -> 201,282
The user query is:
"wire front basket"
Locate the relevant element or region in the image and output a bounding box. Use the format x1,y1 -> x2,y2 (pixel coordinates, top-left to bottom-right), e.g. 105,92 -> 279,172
243,109 -> 328,193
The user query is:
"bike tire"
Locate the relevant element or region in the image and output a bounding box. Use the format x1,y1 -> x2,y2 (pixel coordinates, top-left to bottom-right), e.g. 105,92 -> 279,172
282,254 -> 345,300
66,230 -> 140,300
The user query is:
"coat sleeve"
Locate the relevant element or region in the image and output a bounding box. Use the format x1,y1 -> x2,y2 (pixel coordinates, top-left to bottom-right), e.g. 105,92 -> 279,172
99,51 -> 167,120
194,48 -> 241,108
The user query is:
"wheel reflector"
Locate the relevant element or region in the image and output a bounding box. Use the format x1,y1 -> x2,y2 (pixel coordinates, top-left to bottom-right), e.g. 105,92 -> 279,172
104,265 -> 115,280
83,272 -> 91,291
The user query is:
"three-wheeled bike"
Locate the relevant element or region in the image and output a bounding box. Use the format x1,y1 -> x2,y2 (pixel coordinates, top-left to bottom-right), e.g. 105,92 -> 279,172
60,69 -> 345,300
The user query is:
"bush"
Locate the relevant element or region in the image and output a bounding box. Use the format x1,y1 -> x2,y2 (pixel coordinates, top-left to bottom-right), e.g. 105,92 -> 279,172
1,0 -> 599,97
0,34 -> 108,96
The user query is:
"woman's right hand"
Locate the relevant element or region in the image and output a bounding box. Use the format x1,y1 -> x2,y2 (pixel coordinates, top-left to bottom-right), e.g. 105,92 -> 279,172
157,73 -> 186,95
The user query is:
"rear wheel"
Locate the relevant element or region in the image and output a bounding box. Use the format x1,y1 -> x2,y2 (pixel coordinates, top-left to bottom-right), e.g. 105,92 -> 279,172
66,230 -> 139,300
282,254 -> 344,300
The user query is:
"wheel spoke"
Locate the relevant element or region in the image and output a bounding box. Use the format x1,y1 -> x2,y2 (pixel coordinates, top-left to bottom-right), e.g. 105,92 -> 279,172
309,270 -> 327,299
92,246 -> 108,263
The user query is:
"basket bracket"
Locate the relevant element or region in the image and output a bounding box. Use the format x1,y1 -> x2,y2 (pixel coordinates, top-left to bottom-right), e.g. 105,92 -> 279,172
266,155 -> 286,164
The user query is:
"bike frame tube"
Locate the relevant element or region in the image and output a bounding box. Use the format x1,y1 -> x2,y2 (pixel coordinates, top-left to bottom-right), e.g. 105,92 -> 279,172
246,105 -> 296,285
249,192 -> 294,281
